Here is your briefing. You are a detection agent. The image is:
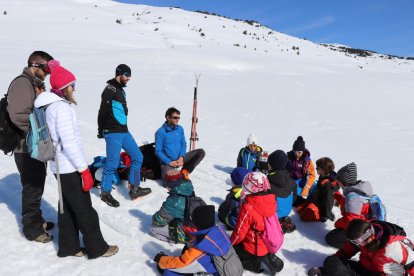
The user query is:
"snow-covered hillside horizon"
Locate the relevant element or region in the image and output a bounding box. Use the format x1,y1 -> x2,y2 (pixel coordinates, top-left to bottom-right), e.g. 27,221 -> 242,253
1,0 -> 414,275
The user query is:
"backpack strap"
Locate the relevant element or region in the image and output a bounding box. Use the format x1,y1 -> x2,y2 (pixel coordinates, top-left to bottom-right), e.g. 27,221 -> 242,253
401,239 -> 414,271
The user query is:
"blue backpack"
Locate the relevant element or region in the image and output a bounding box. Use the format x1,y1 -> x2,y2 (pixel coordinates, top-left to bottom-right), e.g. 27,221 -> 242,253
26,106 -> 55,162
349,193 -> 387,221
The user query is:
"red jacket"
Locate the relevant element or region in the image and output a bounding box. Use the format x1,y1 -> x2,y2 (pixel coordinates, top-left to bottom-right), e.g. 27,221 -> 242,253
336,222 -> 414,275
334,192 -> 371,229
230,193 -> 276,256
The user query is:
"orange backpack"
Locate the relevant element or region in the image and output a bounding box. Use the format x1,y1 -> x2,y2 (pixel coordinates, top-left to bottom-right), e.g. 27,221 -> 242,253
297,202 -> 320,222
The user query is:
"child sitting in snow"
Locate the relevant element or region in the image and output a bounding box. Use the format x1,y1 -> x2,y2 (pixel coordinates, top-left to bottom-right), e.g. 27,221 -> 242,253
231,172 -> 284,275
150,170 -> 194,244
267,150 -> 297,233
325,162 -> 381,249
153,205 -> 243,276
286,136 -> 317,205
297,157 -> 339,223
218,167 -> 249,230
237,134 -> 263,171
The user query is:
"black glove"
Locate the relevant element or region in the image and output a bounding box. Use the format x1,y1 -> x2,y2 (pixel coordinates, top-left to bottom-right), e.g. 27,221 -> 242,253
97,130 -> 103,139
153,252 -> 166,263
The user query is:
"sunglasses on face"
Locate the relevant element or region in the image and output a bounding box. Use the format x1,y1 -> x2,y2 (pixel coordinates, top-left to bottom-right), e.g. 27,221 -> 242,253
249,144 -> 257,148
31,63 -> 50,73
123,72 -> 131,77
294,151 -> 303,154
70,83 -> 76,90
349,225 -> 375,247
169,116 -> 180,120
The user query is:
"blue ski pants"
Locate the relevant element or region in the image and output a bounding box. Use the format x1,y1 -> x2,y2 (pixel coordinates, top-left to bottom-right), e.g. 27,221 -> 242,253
101,132 -> 143,193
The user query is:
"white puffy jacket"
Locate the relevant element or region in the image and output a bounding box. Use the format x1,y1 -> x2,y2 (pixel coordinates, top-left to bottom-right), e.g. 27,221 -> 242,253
34,92 -> 87,174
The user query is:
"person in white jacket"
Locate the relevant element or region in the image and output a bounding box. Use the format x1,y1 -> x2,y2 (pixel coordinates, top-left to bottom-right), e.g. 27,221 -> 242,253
34,60 -> 118,259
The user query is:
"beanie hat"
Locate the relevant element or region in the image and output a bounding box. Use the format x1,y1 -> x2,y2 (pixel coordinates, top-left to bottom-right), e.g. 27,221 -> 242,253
241,171 -> 271,199
192,205 -> 215,230
48,60 -> 76,94
164,169 -> 183,189
115,64 -> 131,76
247,134 -> 257,146
268,150 -> 288,170
258,151 -> 269,172
292,136 -> 305,151
336,162 -> 357,186
230,167 -> 250,186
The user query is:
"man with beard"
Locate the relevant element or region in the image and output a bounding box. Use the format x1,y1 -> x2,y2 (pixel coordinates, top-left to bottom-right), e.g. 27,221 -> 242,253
7,51 -> 55,243
97,64 -> 151,207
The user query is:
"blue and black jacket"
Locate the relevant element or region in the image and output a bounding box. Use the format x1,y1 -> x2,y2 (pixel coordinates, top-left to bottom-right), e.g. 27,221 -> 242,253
155,122 -> 186,165
97,78 -> 128,135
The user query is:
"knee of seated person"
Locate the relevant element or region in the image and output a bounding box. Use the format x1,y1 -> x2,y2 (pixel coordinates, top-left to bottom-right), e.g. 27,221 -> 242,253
323,255 -> 342,268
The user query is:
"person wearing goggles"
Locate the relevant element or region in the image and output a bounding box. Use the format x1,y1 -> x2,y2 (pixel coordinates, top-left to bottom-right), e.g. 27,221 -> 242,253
308,219 -> 414,276
6,51 -> 55,243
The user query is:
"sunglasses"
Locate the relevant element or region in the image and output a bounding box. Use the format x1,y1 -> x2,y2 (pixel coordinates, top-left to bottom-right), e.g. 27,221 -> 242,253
349,225 -> 375,247
169,116 -> 180,120
31,63 -> 50,73
123,72 -> 131,77
248,144 -> 257,148
70,83 -> 76,90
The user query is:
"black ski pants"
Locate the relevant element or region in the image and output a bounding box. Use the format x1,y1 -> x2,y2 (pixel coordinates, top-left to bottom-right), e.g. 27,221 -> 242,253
14,152 -> 47,240
325,228 -> 347,249
56,172 -> 108,259
321,255 -> 377,276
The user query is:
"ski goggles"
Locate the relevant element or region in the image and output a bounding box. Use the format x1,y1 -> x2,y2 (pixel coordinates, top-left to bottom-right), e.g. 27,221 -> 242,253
349,225 -> 375,246
30,63 -> 50,74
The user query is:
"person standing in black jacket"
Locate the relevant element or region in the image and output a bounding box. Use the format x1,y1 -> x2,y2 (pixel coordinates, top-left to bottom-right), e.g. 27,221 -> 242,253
97,64 -> 151,207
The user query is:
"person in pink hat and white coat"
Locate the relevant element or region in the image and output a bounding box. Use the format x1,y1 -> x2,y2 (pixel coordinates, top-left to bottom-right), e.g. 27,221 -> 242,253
34,60 -> 118,259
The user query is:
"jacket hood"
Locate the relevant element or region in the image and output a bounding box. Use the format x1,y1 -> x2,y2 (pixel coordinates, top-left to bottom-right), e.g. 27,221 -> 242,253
171,179 -> 194,197
268,170 -> 296,198
193,225 -> 231,256
245,193 -> 276,217
344,181 -> 374,197
34,91 -> 67,108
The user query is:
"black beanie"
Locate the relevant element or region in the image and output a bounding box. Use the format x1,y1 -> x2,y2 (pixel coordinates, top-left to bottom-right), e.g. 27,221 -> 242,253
115,64 -> 131,76
336,162 -> 357,186
293,136 -> 305,151
268,150 -> 288,170
192,205 -> 215,230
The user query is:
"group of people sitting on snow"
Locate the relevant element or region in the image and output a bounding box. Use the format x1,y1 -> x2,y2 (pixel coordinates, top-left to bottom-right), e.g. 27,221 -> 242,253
6,51 -> 414,275
150,134 -> 414,275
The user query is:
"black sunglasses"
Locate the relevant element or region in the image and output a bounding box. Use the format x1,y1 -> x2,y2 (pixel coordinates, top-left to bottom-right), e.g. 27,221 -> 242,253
169,116 -> 180,120
30,63 -> 50,73
123,72 -> 131,77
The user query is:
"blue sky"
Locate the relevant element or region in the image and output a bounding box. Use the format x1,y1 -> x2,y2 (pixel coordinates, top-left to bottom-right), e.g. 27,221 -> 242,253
115,0 -> 414,57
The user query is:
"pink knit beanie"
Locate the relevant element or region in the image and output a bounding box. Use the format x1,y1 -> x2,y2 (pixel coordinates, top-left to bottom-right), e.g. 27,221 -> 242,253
48,60 -> 76,95
241,171 -> 271,199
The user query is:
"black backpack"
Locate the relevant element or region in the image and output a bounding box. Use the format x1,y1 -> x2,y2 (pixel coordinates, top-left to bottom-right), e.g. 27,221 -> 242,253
139,142 -> 161,180
0,76 -> 28,155
182,195 -> 207,234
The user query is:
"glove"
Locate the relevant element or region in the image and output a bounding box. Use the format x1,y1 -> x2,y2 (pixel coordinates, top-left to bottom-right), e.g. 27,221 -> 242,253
80,169 -> 94,192
153,252 -> 166,263
97,130 -> 103,139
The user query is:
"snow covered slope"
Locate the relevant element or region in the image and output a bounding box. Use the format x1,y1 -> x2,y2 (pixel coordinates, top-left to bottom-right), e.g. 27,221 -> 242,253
0,0 -> 413,275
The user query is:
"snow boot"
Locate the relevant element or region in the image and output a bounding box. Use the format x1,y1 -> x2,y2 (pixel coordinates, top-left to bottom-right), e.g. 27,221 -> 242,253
100,192 -> 120,207
308,267 -> 323,276
34,232 -> 53,243
102,245 -> 119,257
262,254 -> 284,275
43,221 -> 54,231
129,185 -> 151,200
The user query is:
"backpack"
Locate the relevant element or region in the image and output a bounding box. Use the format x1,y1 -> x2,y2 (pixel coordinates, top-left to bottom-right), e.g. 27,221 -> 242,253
218,188 -> 242,229
26,106 -> 55,162
182,195 -> 207,234
213,245 -> 244,276
261,213 -> 284,254
0,76 -> 28,155
348,193 -> 387,221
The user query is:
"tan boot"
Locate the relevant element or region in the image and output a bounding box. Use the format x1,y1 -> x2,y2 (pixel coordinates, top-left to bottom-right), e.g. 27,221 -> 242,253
34,232 -> 53,243
102,245 -> 119,257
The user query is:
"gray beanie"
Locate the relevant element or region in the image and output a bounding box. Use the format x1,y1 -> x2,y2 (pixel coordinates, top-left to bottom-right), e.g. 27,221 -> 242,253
336,162 -> 357,186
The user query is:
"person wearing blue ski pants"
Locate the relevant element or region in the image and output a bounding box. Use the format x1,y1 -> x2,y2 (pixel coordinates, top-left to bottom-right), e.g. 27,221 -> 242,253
101,132 -> 143,193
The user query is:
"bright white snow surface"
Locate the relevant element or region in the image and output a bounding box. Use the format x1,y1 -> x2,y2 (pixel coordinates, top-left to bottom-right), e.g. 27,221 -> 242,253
1,0 -> 414,275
